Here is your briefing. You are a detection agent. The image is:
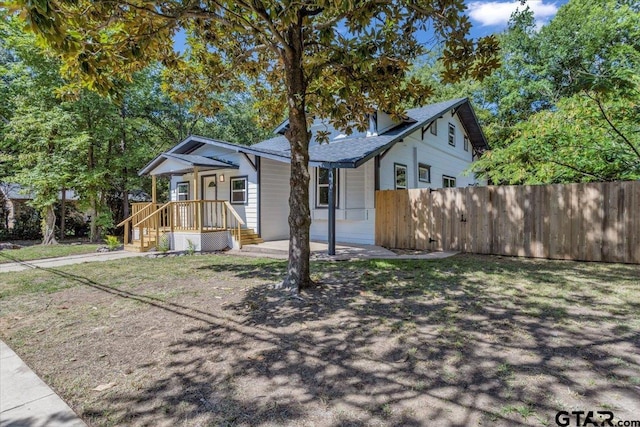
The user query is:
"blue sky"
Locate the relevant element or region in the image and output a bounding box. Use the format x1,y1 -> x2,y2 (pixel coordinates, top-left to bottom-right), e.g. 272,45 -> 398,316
466,0 -> 568,37
173,0 -> 569,52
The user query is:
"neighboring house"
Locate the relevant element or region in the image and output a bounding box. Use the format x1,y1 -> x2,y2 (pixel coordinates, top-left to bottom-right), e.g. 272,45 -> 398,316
0,183 -> 32,230
126,98 -> 488,253
0,183 -> 78,230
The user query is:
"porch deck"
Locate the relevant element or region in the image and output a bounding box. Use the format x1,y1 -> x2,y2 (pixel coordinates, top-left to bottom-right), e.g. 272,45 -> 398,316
118,200 -> 262,252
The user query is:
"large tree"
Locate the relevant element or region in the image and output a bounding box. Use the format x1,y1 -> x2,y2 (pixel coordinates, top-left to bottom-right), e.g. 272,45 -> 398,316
13,0 -> 498,290
471,0 -> 640,184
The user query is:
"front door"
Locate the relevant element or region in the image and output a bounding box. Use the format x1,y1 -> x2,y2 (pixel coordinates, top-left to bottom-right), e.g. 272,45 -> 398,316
202,175 -> 217,229
202,175 -> 217,200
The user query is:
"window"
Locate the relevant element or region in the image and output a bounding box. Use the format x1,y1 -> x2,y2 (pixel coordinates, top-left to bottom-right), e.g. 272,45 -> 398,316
176,182 -> 189,201
316,168 -> 338,207
464,135 -> 469,152
230,176 -> 248,204
418,163 -> 431,183
443,175 -> 456,188
430,119 -> 437,135
394,163 -> 407,189
448,124 -> 456,146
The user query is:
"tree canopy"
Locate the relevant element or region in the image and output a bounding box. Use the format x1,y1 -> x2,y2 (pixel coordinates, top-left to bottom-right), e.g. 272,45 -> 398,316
411,0 -> 640,184
10,0 -> 499,290
0,14 -> 268,243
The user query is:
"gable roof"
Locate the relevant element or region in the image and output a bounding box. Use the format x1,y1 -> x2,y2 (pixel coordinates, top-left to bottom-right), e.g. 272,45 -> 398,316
139,98 -> 487,174
242,97 -> 488,168
139,151 -> 239,176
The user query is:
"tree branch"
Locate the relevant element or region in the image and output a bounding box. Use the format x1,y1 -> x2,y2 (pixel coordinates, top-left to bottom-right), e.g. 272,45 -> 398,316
584,90 -> 640,161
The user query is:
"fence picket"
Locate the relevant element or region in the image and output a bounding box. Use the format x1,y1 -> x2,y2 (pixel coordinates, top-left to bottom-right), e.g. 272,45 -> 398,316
375,181 -> 640,264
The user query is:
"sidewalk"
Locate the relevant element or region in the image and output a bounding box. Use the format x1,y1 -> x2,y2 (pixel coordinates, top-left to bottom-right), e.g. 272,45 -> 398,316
0,341 -> 86,427
0,250 -> 146,274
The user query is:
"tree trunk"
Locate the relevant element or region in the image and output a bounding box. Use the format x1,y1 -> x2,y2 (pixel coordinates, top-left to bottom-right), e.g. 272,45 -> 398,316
89,196 -> 98,242
281,19 -> 313,292
59,187 -> 66,240
121,105 -> 130,222
41,205 -> 57,245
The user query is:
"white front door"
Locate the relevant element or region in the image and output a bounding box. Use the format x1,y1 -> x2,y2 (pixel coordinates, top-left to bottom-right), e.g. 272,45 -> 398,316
201,175 -> 218,229
202,175 -> 217,200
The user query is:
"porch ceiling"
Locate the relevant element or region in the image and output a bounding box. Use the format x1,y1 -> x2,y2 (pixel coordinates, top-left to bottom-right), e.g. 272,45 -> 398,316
140,153 -> 239,176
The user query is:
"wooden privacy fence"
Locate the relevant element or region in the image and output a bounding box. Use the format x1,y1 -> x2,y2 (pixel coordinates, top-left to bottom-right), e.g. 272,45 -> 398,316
375,181 -> 640,264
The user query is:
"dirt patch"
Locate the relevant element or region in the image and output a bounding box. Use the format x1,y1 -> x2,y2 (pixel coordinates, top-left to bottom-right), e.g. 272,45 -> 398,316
1,254 -> 639,426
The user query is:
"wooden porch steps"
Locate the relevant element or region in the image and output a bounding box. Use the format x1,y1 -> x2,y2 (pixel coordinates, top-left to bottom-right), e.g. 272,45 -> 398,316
239,228 -> 264,245
125,236 -> 158,252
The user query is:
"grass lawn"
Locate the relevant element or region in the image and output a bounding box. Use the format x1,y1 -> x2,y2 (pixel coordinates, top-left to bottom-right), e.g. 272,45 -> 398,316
0,254 -> 638,426
0,243 -> 103,264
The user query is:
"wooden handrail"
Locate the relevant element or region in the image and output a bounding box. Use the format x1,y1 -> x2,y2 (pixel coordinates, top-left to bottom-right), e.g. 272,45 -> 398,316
116,202 -> 154,227
134,201 -> 172,227
123,200 -> 247,251
223,201 -> 246,226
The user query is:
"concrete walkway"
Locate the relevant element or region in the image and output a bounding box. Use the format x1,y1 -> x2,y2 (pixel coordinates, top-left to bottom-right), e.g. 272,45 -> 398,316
0,341 -> 86,427
236,240 -> 459,261
0,250 -> 146,274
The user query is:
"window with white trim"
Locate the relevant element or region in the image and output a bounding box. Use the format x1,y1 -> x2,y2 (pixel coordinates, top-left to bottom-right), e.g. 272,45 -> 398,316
177,182 -> 189,201
316,168 -> 338,207
418,163 -> 431,183
395,163 -> 407,189
448,123 -> 456,146
464,135 -> 469,151
230,177 -> 248,204
443,175 -> 456,188
430,119 -> 437,135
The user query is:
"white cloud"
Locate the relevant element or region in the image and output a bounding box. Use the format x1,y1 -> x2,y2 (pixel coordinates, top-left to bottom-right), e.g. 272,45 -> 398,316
467,0 -> 558,27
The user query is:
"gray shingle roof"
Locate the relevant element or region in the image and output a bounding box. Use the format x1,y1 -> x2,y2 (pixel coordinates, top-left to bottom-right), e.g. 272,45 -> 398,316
243,98 -> 487,168
138,97 -> 488,174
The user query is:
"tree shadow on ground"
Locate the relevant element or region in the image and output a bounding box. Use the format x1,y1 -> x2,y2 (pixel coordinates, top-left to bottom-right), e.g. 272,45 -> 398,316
11,254 -> 640,426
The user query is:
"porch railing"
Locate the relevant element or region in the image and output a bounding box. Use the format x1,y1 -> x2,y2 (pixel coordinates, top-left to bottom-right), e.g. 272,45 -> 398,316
122,200 -> 245,249
117,202 -> 160,245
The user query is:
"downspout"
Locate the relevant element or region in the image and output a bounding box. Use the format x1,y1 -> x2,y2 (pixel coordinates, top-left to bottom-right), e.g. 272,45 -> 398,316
328,167 -> 336,256
256,156 -> 261,237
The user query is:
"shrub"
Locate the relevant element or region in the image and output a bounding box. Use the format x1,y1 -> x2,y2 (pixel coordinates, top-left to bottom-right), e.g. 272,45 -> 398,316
185,239 -> 197,255
157,234 -> 170,253
7,208 -> 42,240
104,235 -> 121,251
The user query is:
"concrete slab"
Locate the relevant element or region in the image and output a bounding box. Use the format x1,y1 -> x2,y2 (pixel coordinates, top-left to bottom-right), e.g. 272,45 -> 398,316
1,352 -> 53,411
0,250 -> 146,274
0,341 -> 86,427
239,240 -> 459,261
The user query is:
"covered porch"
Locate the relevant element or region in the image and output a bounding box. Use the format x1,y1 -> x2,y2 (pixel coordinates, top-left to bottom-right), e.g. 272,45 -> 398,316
119,153 -> 262,252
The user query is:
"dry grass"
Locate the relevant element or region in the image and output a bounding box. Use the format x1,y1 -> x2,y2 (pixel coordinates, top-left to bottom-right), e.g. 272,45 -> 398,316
0,254 -> 638,426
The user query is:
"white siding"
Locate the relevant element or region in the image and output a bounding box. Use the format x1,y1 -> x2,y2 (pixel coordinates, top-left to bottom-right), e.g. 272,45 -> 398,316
380,112 -> 477,190
309,160 -> 376,245
260,158 -> 290,240
376,111 -> 397,134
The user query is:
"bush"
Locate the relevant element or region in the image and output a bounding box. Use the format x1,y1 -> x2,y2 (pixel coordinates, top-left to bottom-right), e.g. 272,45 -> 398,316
185,239 -> 197,255
104,235 -> 121,251
2,208 -> 42,240
157,234 -> 170,253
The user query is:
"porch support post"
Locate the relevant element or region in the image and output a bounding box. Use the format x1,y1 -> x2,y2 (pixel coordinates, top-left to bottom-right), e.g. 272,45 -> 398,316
328,167 -> 336,256
193,167 -> 200,200
193,167 -> 202,231
151,175 -> 157,205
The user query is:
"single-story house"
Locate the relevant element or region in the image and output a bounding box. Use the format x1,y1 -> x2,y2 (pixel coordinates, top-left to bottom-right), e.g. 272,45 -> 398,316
122,97 -> 488,253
